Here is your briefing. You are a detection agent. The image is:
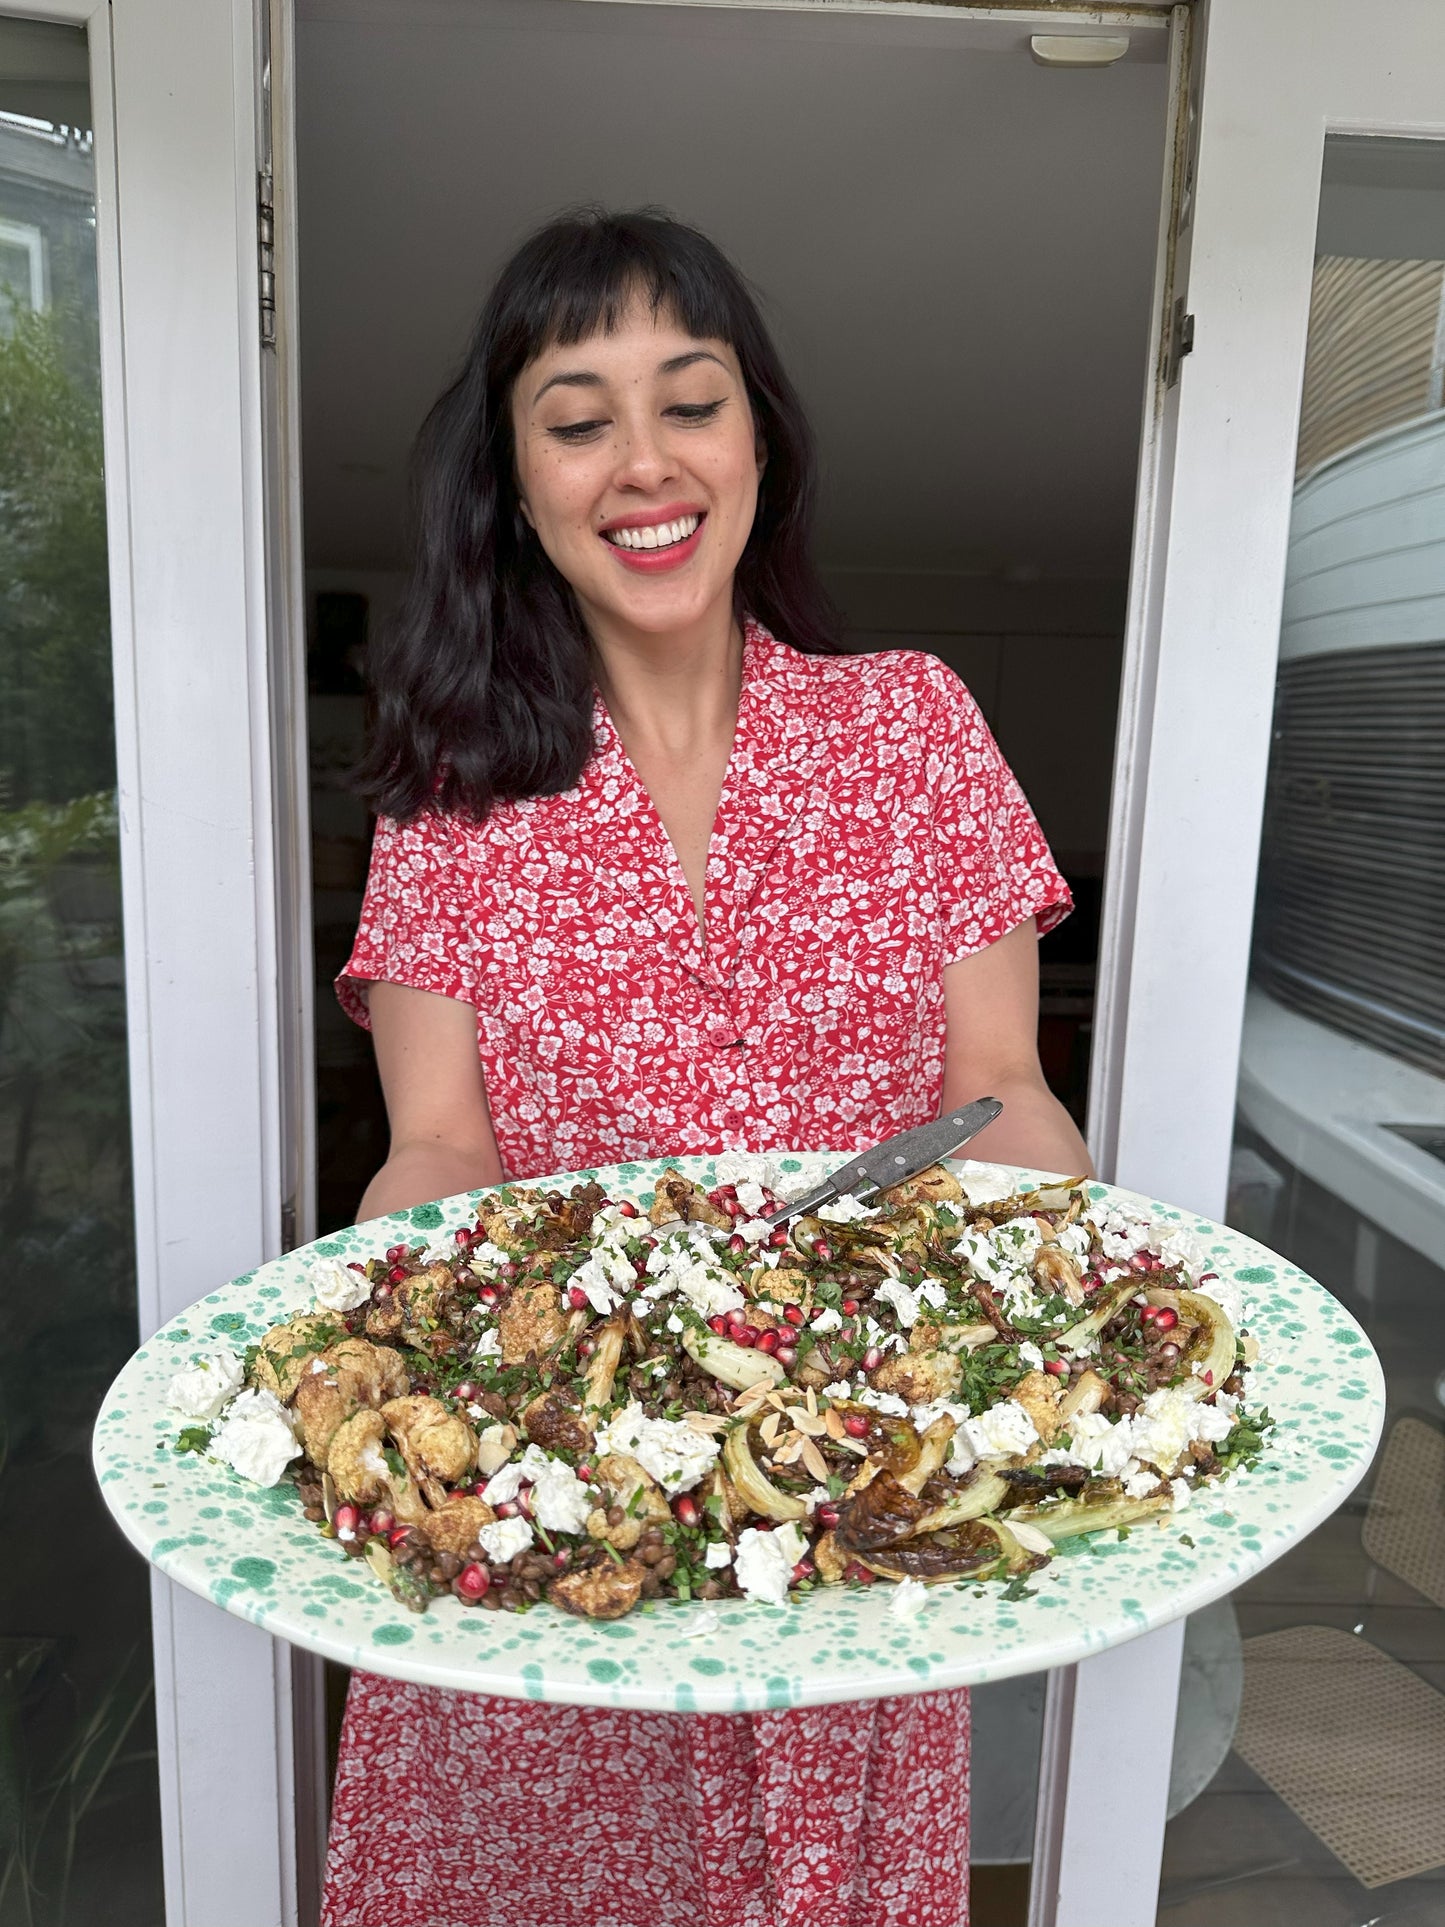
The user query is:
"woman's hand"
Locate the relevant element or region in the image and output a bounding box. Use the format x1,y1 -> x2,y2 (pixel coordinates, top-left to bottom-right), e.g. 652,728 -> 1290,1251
357,982 -> 506,1219
939,919 -> 1094,1178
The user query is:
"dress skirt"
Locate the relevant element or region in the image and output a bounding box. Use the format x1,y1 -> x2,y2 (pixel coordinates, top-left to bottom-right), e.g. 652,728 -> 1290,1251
320,1674 -> 971,1927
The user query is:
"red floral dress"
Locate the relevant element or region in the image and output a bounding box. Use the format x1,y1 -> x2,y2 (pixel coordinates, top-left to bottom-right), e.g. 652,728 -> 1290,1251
325,623 -> 1069,1927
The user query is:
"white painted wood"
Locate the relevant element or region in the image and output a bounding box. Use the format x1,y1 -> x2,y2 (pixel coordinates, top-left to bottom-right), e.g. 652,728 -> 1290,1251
90,0 -> 301,1917
1060,5 -> 1445,1925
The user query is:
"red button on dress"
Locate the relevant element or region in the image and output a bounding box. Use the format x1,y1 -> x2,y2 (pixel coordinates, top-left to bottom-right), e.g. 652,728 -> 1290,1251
327,622 -> 1070,1927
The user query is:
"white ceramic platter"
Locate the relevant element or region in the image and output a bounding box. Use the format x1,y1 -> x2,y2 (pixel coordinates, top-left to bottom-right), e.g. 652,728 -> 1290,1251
93,1156 -> 1385,1712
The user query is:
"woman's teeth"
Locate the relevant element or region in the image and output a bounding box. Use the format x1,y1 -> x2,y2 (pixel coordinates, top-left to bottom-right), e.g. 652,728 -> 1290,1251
604,514 -> 701,551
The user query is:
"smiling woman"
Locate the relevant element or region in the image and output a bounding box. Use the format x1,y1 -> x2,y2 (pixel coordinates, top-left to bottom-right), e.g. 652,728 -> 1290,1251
327,208 -> 1089,1927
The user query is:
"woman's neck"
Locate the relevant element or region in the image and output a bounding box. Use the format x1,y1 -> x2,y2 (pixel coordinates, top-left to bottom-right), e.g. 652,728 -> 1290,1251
589,599 -> 745,762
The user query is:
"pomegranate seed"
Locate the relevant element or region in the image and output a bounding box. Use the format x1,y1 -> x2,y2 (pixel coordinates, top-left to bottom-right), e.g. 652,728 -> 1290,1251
387,1264 -> 407,1285
783,1304 -> 806,1327
499,1260 -> 519,1280
456,1562 -> 491,1599
1044,1358 -> 1068,1377
333,1503 -> 360,1539
728,1233 -> 747,1254
371,1282 -> 393,1304
791,1558 -> 814,1582
1201,1370 -> 1214,1387
673,1495 -> 700,1528
843,1414 -> 870,1438
516,1487 -> 534,1519
567,1285 -> 590,1310
1152,1306 -> 1179,1332
1159,1342 -> 1180,1361
707,1315 -> 729,1336
495,1499 -> 519,1519
817,1504 -> 840,1529
618,1201 -> 639,1219
369,1508 -> 394,1536
844,1561 -> 876,1586
755,1329 -> 780,1354
385,1244 -> 404,1263
633,1256 -> 649,1275
388,1526 -> 416,1550
576,1464 -> 593,1483
811,1238 -> 833,1261
731,1324 -> 757,1348
346,1260 -> 366,1273
453,1381 -> 478,1404
768,1228 -> 790,1249
553,1548 -> 572,1570
454,1227 -> 473,1247
1199,1271 -> 1219,1284
841,1298 -> 860,1316
775,1345 -> 797,1368
642,1236 -> 657,1251
726,1308 -> 746,1328
478,1285 -> 500,1305
862,1345 -> 883,1371
715,1184 -> 738,1201
578,1337 -> 596,1358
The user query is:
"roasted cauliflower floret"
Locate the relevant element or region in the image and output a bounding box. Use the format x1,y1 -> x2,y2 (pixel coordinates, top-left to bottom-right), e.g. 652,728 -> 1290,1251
1011,1368 -> 1064,1444
292,1337 -> 410,1467
549,1558 -> 647,1621
879,1162 -> 963,1207
250,1314 -> 341,1402
649,1169 -> 731,1230
812,1529 -> 849,1585
421,1494 -> 496,1558
521,1389 -> 593,1455
871,1347 -> 963,1405
379,1395 -> 477,1497
1033,1240 -> 1085,1305
365,1263 -> 455,1353
325,1409 -> 428,1525
585,1452 -> 672,1551
497,1281 -> 569,1365
754,1266 -> 812,1307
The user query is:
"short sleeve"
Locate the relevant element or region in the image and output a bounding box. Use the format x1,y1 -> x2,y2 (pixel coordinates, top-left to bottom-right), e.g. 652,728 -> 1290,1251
335,811 -> 480,1029
922,661 -> 1072,965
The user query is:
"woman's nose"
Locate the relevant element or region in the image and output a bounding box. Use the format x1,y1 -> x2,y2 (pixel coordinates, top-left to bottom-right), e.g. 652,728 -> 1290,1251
612,414 -> 678,491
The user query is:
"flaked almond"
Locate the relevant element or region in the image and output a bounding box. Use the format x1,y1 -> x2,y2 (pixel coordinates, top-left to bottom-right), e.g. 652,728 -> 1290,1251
823,1408 -> 847,1443
800,1437 -> 831,1484
789,1411 -> 826,1438
759,1412 -> 783,1447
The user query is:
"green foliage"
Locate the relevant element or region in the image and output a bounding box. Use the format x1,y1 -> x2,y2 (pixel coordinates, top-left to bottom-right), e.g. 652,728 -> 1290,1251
0,301 -> 112,810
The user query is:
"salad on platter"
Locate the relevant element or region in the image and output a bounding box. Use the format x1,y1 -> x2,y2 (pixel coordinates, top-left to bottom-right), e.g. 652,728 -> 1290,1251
165,1159 -> 1272,1622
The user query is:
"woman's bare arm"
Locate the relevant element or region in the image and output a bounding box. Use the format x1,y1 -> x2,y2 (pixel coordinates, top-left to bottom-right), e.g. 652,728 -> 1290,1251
356,982 -> 506,1220
939,918 -> 1095,1178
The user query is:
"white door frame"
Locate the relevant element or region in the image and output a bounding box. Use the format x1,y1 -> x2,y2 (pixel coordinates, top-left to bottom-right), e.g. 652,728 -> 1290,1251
1041,3 -> 1445,1923
4,0 -> 307,1919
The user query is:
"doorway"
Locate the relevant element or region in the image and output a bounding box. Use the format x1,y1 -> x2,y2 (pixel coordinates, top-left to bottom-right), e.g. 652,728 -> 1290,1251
293,0 -> 1171,1900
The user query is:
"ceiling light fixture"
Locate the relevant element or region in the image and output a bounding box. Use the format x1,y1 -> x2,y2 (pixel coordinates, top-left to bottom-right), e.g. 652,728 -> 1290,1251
1030,34 -> 1130,69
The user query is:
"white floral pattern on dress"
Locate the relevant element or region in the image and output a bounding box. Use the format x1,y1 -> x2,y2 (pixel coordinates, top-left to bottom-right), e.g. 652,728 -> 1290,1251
323,623 -> 1068,1926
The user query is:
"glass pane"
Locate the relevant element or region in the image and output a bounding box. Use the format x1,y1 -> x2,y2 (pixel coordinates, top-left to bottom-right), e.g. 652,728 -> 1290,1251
1159,135 -> 1445,1927
0,24 -> 164,1925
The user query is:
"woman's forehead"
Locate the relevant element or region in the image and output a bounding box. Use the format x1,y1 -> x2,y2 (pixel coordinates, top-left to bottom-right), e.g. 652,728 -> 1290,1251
520,301 -> 737,391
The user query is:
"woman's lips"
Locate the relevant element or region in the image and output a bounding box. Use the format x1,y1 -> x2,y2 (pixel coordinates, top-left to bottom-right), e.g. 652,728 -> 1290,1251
600,515 -> 705,573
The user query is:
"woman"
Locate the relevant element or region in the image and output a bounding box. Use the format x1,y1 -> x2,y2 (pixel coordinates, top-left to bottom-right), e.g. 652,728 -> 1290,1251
326,208 -> 1091,1927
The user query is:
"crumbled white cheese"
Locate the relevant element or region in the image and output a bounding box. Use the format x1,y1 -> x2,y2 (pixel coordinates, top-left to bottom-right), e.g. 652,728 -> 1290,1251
167,1348 -> 244,1423
483,1445 -> 593,1534
1007,1519 -> 1055,1556
704,1541 -> 734,1568
954,1161 -> 1017,1205
947,1399 -> 1040,1476
851,1384 -> 910,1418
1018,1341 -> 1045,1372
665,1312 -> 685,1334
734,1218 -> 774,1246
473,1327 -> 501,1362
809,1306 -> 844,1334
734,1522 -> 807,1604
592,1402 -> 722,1493
1150,1224 -> 1207,1281
1124,1468 -> 1163,1499
817,1193 -> 880,1223
210,1388 -> 300,1487
911,1398 -> 973,1434
888,1576 -> 929,1621
917,1278 -> 948,1311
468,1240 -> 513,1271
713,1152 -> 780,1192
307,1258 -> 371,1313
479,1516 -> 534,1563
1058,1223 -> 1093,1264
642,1231 -> 746,1319
679,1608 -> 722,1638
735,1179 -> 769,1218
872,1276 -> 920,1329
1171,1478 -> 1193,1511
1092,1206 -> 1151,1262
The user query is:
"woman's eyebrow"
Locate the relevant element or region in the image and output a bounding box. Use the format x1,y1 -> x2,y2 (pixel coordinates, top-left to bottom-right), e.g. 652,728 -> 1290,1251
531,348 -> 728,406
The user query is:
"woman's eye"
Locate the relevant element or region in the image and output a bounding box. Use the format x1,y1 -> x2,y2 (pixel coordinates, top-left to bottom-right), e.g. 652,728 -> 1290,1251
668,400 -> 725,424
548,419 -> 608,443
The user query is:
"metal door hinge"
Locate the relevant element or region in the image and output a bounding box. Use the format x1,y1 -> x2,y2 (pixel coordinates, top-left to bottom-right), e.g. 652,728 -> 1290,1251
258,164 -> 276,348
1165,297 -> 1195,389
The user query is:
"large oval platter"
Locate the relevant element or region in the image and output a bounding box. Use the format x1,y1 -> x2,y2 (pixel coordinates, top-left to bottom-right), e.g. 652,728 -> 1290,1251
93,1156 -> 1384,1712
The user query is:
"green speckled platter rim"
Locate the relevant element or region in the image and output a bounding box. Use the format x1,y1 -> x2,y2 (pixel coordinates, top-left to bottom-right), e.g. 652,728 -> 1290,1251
93,1156 -> 1384,1712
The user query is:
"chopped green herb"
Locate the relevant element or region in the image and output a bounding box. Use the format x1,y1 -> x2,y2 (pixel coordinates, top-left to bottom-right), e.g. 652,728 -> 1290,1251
175,1425 -> 213,1455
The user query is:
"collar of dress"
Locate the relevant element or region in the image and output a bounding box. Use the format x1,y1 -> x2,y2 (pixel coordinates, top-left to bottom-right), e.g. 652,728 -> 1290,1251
516,617 -> 834,987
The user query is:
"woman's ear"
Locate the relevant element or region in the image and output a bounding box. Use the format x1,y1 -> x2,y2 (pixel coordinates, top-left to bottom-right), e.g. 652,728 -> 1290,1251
755,431 -> 768,480
516,494 -> 535,531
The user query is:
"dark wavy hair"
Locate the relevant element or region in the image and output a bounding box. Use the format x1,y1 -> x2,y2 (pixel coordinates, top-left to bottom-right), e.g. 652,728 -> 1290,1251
356,207 -> 845,822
